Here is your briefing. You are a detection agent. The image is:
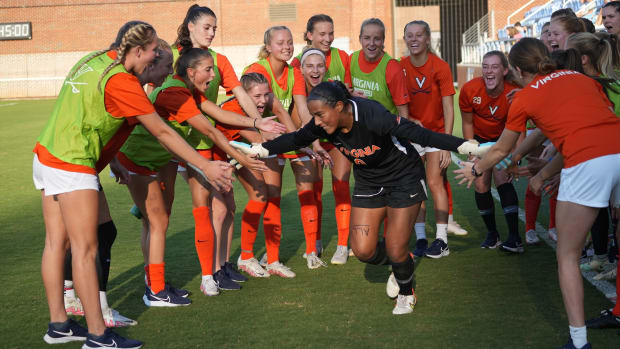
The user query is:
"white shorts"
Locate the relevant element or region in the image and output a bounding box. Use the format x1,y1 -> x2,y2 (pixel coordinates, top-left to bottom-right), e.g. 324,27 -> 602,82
33,154 -> 100,196
557,153 -> 620,208
412,143 -> 439,157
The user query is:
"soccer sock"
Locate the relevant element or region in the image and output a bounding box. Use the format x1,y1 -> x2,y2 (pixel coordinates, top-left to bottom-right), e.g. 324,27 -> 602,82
436,224 -> 448,243
444,176 -> 454,215
99,291 -> 108,309
144,265 -> 151,287
591,209 -> 609,256
392,254 -> 415,296
525,185 -> 542,231
313,180 -> 323,241
240,200 -> 266,260
192,206 -> 214,276
414,223 -> 427,240
64,249 -> 73,281
549,193 -> 558,229
298,190 -> 318,255
497,183 -> 519,239
475,191 -> 497,234
333,180 -> 351,246
569,325 -> 587,348
148,263 -> 165,294
64,280 -> 75,298
358,240 -> 389,265
264,197 -> 282,264
96,220 -> 117,291
613,246 -> 620,316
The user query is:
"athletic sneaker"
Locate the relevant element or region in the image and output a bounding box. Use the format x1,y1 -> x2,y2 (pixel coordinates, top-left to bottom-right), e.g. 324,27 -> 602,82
200,276 -> 220,296
259,253 -> 268,267
43,319 -> 87,344
392,291 -> 417,315
580,257 -> 610,272
224,262 -> 247,282
480,232 -> 501,249
266,261 -> 296,278
424,239 -> 450,259
499,237 -> 525,254
330,245 -> 349,265
102,307 -> 137,328
237,256 -> 270,278
65,295 -> 84,316
556,339 -> 592,349
548,228 -> 558,242
386,272 -> 399,299
166,283 -> 190,298
143,286 -> 191,307
129,204 -> 142,220
525,229 -> 540,245
413,239 -> 428,257
593,267 -> 616,281
447,221 -> 468,236
586,309 -> 620,329
214,269 -> 241,291
82,328 -> 142,349
306,252 -> 327,269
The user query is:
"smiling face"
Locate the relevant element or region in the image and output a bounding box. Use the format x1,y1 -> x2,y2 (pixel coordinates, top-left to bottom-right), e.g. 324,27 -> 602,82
246,82 -> 271,114
404,23 -> 430,57
602,6 -> 620,37
301,54 -> 326,89
266,29 -> 294,62
308,99 -> 343,135
360,24 -> 385,62
187,56 -> 215,93
481,54 -> 507,93
188,14 -> 217,48
548,21 -> 570,51
132,36 -> 159,75
307,21 -> 334,53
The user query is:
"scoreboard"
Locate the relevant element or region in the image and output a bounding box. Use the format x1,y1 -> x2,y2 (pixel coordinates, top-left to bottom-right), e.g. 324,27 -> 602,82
0,22 -> 32,41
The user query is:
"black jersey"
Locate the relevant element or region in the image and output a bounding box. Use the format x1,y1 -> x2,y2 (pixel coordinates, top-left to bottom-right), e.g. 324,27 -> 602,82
263,97 -> 465,187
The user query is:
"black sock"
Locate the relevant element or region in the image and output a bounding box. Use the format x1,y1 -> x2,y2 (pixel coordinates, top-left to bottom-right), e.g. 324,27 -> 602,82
359,240 -> 389,265
97,220 -> 117,291
475,191 -> 497,235
392,254 -> 414,295
64,249 -> 73,282
591,209 -> 609,256
497,183 -> 519,240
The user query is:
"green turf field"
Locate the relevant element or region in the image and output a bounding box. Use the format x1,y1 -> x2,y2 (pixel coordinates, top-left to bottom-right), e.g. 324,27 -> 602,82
0,98 -> 617,349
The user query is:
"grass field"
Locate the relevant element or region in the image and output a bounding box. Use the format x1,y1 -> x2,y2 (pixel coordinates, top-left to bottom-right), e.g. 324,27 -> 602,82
0,98 -> 617,349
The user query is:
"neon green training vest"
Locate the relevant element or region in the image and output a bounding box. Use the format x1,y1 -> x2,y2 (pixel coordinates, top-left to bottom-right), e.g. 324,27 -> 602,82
36,51 -> 130,169
295,47 -> 346,82
350,50 -> 397,114
245,59 -> 294,111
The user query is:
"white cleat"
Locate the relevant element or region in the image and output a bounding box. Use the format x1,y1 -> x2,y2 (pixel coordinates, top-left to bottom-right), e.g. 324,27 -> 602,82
237,256 -> 270,278
200,276 -> 220,296
266,261 -> 296,278
306,252 -> 327,269
593,264 -> 617,281
64,296 -> 84,316
547,228 -> 558,242
392,293 -> 417,315
525,229 -> 541,245
330,245 -> 349,265
447,221 -> 468,236
386,273 -> 399,299
102,307 -> 137,327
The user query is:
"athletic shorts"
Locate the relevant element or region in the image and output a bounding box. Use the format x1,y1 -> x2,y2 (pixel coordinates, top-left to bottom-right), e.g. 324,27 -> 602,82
557,153 -> 620,208
412,143 -> 439,157
352,179 -> 428,209
33,154 -> 100,196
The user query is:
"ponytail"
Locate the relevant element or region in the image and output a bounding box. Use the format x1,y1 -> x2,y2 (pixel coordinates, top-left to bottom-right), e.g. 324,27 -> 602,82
567,32 -> 620,81
509,38 -> 556,75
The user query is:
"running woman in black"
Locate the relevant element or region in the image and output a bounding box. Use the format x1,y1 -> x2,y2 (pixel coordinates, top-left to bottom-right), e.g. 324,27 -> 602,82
231,81 -> 488,314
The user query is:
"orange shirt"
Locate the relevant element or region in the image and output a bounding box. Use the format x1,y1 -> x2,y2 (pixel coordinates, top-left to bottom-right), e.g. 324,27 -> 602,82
505,70 -> 620,168
153,76 -> 201,123
399,53 -> 455,133
291,48 -> 352,86
356,52 -> 409,106
459,77 -> 518,140
217,97 -> 246,141
213,53 -> 241,93
245,58 -> 307,96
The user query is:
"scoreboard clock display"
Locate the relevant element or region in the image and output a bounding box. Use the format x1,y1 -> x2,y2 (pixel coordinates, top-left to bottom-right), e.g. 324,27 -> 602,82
0,22 -> 32,41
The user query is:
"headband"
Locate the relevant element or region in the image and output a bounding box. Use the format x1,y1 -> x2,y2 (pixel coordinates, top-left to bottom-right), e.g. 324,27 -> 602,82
300,48 -> 326,66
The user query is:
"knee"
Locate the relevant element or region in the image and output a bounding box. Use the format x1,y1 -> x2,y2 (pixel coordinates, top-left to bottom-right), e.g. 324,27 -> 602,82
386,247 -> 408,264
353,246 -> 374,262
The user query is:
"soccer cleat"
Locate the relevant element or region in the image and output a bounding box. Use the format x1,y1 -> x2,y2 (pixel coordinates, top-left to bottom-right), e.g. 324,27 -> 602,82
224,262 -> 247,282
82,328 -> 142,349
525,229 -> 540,245
306,252 -> 327,269
593,267 -> 616,281
586,309 -> 620,329
129,204 -> 142,220
392,291 -> 417,315
548,228 -> 558,242
499,238 -> 525,254
424,239 -> 450,259
43,319 -> 88,344
580,258 -> 610,272
480,232 -> 501,249
237,256 -> 270,278
143,286 -> 191,307
266,261 -> 296,278
447,221 -> 468,236
102,307 -> 137,328
200,276 -> 220,296
214,269 -> 241,291
556,339 -> 592,349
259,253 -> 268,267
330,245 -> 349,265
65,295 -> 85,316
386,273 -> 399,299
413,239 -> 428,257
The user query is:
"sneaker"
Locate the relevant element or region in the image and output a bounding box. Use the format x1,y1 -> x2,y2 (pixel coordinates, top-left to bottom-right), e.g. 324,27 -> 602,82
143,286 -> 191,307
200,276 -> 220,296
102,307 -> 137,328
586,309 -> 620,329
214,269 -> 241,290
424,239 -> 450,259
307,252 -> 327,269
330,245 -> 349,265
413,239 -> 428,257
556,339 -> 592,349
548,228 -> 558,242
129,204 -> 142,220
82,328 -> 142,349
392,292 -> 417,315
447,221 -> 468,236
224,262 -> 247,282
386,272 -> 399,299
65,296 -> 85,316
259,254 -> 268,267
166,283 -> 189,298
525,229 -> 540,245
266,261 -> 296,278
580,257 -> 610,272
593,267 -> 616,281
237,256 -> 270,278
480,232 -> 501,249
43,319 -> 87,344
499,237 -> 525,254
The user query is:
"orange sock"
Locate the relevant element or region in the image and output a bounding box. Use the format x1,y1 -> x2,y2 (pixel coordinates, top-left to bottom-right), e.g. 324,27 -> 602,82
444,177 -> 453,215
298,190 -> 318,255
313,180 -> 323,240
192,206 -> 214,276
525,185 -> 542,231
144,265 -> 151,287
264,197 -> 282,264
332,180 -> 351,246
549,194 -> 558,229
148,263 -> 165,294
241,200 -> 266,260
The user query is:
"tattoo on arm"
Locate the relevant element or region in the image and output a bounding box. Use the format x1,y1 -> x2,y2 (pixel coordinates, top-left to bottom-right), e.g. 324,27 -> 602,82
352,224 -> 370,236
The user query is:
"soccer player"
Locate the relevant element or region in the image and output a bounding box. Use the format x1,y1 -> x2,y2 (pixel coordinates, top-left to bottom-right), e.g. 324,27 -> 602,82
454,38 -> 620,349
602,1 -> 620,38
459,51 -> 522,251
34,21 -> 233,349
548,15 -> 585,52
231,81 -> 490,315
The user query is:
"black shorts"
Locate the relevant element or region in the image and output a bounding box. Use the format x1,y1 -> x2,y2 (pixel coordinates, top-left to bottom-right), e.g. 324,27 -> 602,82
474,134 -> 499,143
352,180 -> 427,209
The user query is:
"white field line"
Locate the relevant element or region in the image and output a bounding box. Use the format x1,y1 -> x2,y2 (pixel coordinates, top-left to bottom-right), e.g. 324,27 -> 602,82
450,152 -> 616,303
0,102 -> 18,107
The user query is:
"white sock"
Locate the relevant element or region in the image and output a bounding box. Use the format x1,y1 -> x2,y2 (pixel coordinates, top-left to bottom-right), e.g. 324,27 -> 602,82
99,291 -> 108,309
414,223 -> 426,240
569,325 -> 587,348
63,280 -> 75,298
436,224 -> 448,243
448,214 -> 455,224
202,274 -> 213,282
